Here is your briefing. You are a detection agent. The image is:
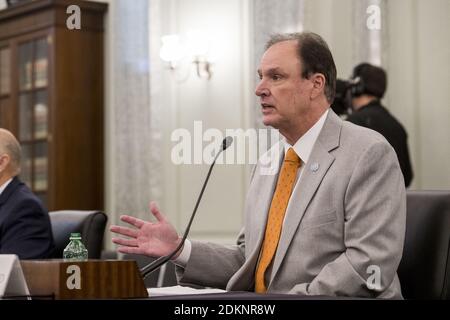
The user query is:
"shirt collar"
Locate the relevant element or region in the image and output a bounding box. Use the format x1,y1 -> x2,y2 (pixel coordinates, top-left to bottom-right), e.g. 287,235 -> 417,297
0,178 -> 13,196
283,108 -> 329,164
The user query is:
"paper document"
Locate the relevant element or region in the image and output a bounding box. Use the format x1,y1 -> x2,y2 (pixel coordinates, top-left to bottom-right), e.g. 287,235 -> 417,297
148,285 -> 226,297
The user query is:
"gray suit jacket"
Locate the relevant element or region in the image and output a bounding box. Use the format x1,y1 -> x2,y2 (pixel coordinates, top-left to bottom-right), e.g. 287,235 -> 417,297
176,110 -> 406,298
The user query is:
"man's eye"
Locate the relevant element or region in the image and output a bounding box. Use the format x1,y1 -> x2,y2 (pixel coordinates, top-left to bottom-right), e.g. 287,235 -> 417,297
272,75 -> 282,81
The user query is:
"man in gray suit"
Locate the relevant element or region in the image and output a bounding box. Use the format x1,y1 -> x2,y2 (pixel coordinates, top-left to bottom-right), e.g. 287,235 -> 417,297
111,32 -> 406,298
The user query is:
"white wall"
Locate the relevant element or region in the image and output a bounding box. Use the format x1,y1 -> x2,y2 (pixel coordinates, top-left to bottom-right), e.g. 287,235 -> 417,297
157,0 -> 252,243
303,0 -> 354,78
386,0 -> 450,189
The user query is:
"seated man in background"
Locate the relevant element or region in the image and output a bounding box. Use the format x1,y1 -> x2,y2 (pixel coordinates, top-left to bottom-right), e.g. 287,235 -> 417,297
0,128 -> 54,259
346,63 -> 413,187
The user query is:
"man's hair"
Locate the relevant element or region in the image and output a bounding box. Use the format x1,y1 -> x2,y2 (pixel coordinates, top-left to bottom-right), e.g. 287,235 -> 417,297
265,32 -> 337,103
0,129 -> 21,175
352,63 -> 387,98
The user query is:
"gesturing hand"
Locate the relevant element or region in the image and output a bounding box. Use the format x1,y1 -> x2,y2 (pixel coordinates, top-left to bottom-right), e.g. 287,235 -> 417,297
110,201 -> 182,258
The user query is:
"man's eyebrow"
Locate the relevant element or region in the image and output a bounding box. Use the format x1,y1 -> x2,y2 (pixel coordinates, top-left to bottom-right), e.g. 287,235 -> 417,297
258,67 -> 284,75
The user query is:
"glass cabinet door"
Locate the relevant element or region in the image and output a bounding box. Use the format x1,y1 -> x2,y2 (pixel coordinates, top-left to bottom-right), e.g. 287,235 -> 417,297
0,47 -> 11,128
20,144 -> 32,187
19,92 -> 33,140
0,47 -> 10,95
17,37 -> 49,206
34,38 -> 48,88
18,42 -> 33,91
34,90 -> 48,139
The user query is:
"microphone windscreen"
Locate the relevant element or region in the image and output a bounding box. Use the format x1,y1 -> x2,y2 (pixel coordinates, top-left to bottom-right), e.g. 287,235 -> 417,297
222,136 -> 233,150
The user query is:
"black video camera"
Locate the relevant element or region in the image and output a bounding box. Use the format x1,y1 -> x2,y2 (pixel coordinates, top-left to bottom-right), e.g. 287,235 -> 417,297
331,77 -> 362,116
331,79 -> 352,116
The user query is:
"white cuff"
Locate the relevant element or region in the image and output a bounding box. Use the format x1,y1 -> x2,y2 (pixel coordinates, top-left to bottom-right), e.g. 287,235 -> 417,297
172,239 -> 192,267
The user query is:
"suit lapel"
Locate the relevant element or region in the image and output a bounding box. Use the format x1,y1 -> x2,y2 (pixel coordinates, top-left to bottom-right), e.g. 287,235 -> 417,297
0,176 -> 20,207
269,110 -> 342,286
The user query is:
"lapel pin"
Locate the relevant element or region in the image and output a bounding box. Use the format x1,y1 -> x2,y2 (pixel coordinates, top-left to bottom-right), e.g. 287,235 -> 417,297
310,162 -> 319,172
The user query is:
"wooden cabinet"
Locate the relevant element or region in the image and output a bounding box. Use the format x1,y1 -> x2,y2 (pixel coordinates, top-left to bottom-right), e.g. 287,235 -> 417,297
0,0 -> 106,210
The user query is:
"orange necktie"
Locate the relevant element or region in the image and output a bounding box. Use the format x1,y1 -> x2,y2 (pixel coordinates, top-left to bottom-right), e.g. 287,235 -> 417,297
255,147 -> 301,293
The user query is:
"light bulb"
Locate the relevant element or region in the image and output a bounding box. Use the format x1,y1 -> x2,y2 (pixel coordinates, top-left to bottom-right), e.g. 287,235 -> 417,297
159,34 -> 185,62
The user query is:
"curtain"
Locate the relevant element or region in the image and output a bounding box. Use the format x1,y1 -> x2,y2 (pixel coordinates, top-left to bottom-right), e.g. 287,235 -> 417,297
106,0 -> 162,247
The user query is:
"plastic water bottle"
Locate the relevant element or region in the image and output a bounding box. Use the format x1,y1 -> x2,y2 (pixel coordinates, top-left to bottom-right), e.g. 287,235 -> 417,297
63,233 -> 88,261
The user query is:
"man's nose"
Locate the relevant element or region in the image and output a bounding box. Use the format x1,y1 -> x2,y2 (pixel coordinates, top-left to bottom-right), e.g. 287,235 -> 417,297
255,80 -> 269,97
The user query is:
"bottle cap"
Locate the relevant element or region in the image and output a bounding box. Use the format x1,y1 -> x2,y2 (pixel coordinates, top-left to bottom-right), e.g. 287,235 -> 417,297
70,232 -> 81,239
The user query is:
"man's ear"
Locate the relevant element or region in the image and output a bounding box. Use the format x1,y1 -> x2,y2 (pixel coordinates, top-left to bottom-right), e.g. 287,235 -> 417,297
310,73 -> 326,99
0,154 -> 11,173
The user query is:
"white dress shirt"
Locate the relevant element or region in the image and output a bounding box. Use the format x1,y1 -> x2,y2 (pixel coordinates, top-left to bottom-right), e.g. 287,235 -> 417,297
0,178 -> 13,196
174,109 -> 330,267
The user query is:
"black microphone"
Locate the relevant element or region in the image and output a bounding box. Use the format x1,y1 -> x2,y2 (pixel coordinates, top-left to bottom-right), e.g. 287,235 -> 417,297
140,136 -> 233,278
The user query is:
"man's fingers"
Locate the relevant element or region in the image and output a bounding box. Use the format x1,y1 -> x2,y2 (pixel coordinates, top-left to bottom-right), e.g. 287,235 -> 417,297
149,201 -> 165,222
119,215 -> 146,228
117,246 -> 145,255
111,237 -> 138,247
110,225 -> 139,238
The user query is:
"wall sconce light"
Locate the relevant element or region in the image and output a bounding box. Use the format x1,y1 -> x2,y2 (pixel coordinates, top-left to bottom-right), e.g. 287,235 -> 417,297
159,32 -> 214,81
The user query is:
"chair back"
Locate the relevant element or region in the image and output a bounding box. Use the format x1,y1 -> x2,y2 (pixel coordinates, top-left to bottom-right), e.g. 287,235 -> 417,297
398,190 -> 450,299
49,210 -> 107,259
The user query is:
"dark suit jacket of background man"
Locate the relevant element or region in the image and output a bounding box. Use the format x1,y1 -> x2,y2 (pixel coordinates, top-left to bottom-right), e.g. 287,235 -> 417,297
0,177 -> 54,259
346,100 -> 413,187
